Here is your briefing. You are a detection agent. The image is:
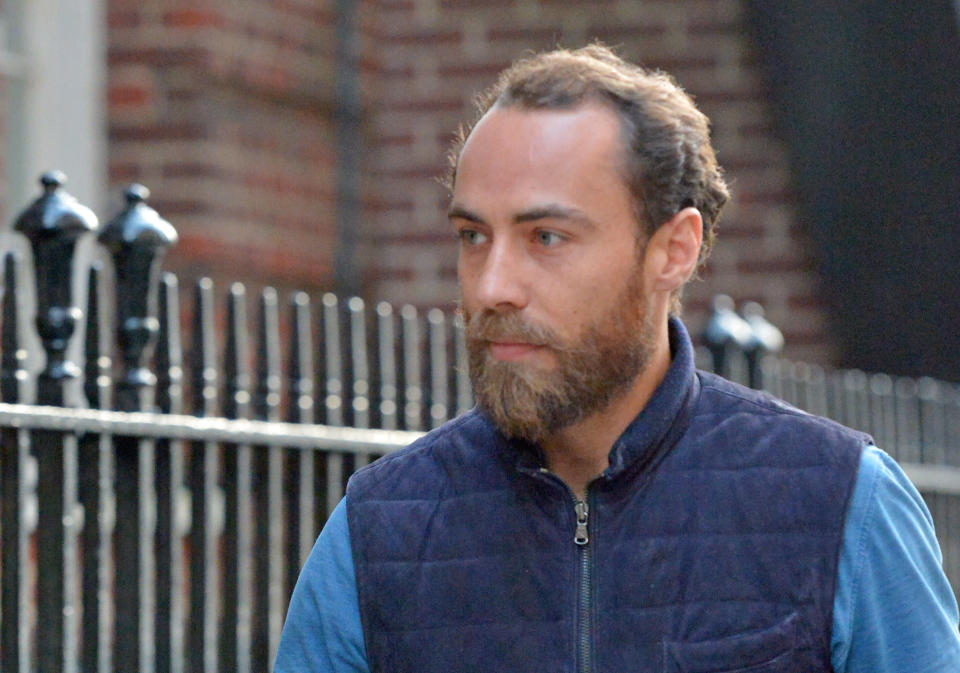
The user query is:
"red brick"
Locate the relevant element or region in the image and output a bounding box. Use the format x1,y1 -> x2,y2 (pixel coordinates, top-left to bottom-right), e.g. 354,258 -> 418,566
718,222 -> 766,239
108,47 -> 208,67
366,198 -> 414,212
379,165 -> 448,180
381,29 -> 463,46
378,133 -> 413,147
108,10 -> 140,29
378,0 -> 414,9
275,0 -> 334,24
439,0 -> 512,7
161,163 -> 222,179
374,232 -> 455,246
381,99 -> 464,113
486,27 -> 568,42
164,9 -> 224,28
437,61 -> 512,78
581,24 -> 670,42
147,198 -> 210,217
108,84 -> 151,108
109,122 -> 205,142
108,162 -> 142,182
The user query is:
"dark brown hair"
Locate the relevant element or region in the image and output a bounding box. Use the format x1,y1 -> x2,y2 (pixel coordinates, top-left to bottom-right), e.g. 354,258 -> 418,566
448,44 -> 730,307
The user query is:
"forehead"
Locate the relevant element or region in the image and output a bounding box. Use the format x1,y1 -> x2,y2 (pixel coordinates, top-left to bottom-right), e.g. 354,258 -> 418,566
453,102 -> 629,207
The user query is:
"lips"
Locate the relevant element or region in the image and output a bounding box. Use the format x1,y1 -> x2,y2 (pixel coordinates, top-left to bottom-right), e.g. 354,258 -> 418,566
487,341 -> 545,362
465,309 -> 559,362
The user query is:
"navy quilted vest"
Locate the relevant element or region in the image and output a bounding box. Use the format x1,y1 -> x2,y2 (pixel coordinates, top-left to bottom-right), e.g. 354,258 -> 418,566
347,319 -> 867,672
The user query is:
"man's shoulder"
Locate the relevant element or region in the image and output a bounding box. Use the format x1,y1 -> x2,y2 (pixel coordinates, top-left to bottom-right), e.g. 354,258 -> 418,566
693,369 -> 872,457
697,369 -> 866,431
345,409 -> 498,501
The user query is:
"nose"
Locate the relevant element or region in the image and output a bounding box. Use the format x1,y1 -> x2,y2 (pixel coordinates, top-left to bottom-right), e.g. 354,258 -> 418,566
469,238 -> 529,312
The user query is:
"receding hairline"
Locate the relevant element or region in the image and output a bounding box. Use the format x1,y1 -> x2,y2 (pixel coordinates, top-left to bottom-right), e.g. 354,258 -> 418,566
449,95 -> 646,235
448,93 -> 637,184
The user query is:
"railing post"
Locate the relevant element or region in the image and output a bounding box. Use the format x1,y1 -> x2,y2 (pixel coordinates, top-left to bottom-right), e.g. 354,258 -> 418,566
375,302 -> 398,430
251,287 -> 283,671
285,292 -> 315,599
740,301 -> 784,390
99,183 -> 177,673
80,263 -> 113,673
155,272 -> 186,673
427,308 -> 448,428
701,295 -> 752,381
221,283 -> 252,673
1,252 -> 28,404
320,293 -> 344,518
189,277 -> 220,673
14,171 -> 98,673
400,304 -> 423,431
1,252 -> 30,673
347,297 -> 370,467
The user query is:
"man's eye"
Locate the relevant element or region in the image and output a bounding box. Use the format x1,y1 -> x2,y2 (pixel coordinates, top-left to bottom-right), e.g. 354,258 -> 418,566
535,230 -> 564,246
458,229 -> 487,245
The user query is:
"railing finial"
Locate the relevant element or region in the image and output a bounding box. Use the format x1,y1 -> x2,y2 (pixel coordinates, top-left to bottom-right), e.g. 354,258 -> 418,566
13,171 -> 99,405
99,183 -> 178,412
702,294 -> 752,381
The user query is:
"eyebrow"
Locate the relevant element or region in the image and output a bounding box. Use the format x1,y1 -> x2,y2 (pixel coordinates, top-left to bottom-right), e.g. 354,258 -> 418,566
447,204 -> 484,223
447,202 -> 593,227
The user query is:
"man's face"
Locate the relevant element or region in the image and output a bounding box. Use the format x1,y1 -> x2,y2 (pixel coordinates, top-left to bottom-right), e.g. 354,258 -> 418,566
450,102 -> 657,442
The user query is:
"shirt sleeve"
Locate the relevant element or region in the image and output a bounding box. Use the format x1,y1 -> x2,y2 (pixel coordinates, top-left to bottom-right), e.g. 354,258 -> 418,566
274,498 -> 370,673
831,445 -> 960,673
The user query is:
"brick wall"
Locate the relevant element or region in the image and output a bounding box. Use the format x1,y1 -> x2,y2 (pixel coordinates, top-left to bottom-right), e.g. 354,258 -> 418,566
107,0 -> 340,297
103,0 -> 835,364
361,0 -> 835,364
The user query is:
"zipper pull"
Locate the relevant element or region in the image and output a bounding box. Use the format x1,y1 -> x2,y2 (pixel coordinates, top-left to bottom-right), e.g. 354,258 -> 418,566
574,500 -> 589,546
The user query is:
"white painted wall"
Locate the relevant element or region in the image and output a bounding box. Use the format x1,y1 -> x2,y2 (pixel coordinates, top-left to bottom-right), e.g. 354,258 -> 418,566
4,0 -> 107,215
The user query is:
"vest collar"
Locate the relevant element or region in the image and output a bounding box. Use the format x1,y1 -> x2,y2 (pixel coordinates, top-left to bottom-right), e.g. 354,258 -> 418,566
601,316 -> 699,481
497,316 -> 700,482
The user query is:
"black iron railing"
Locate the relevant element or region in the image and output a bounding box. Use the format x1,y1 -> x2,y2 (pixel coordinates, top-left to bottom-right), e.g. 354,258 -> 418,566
0,173 -> 957,672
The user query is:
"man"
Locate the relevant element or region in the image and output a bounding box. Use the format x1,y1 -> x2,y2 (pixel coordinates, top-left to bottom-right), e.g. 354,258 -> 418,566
276,45 -> 960,672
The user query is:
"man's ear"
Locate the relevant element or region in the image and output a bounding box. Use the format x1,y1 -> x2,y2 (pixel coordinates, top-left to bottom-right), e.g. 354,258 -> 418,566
644,207 -> 703,294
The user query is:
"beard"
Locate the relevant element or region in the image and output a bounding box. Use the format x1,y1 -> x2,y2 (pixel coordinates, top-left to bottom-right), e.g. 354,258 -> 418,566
464,266 -> 655,444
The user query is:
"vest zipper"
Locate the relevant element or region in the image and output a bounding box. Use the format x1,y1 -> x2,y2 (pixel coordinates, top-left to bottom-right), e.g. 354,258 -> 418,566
573,495 -> 592,673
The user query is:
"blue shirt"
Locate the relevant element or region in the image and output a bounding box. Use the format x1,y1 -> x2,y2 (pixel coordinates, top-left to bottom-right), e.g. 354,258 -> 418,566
275,446 -> 960,672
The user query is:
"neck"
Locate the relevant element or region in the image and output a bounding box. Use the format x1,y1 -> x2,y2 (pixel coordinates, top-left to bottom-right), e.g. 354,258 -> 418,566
540,319 -> 672,499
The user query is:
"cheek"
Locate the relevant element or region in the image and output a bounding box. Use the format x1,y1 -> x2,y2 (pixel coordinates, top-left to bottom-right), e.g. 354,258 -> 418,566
456,262 -> 482,311
457,258 -> 476,287
541,284 -> 605,335
560,262 -> 641,321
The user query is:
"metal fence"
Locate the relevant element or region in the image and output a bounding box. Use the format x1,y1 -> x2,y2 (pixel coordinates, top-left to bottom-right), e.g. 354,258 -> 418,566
0,174 -> 958,672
